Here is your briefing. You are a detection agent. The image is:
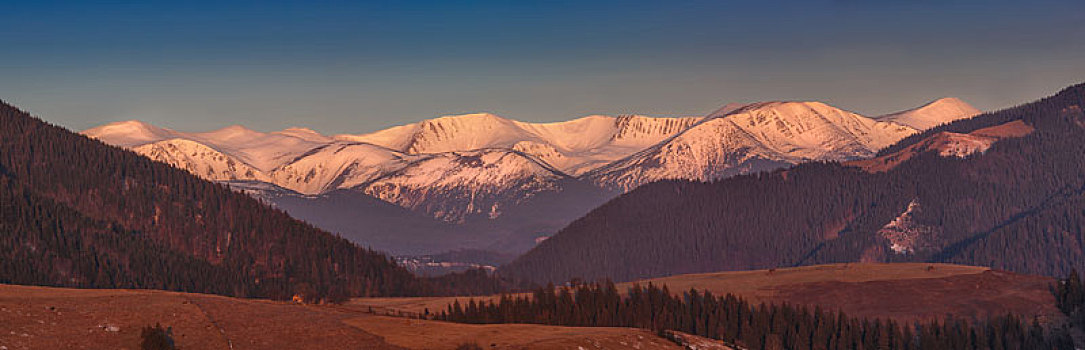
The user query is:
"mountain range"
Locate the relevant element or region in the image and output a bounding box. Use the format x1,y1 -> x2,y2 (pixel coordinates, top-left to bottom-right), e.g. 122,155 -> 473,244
83,97 -> 979,256
500,83 -> 1085,284
0,100 -> 451,301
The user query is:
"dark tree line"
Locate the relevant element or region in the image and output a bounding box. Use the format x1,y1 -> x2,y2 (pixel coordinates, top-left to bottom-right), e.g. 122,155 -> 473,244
1055,269 -> 1085,329
439,282 -> 1074,350
0,100 -> 504,301
502,83 -> 1085,284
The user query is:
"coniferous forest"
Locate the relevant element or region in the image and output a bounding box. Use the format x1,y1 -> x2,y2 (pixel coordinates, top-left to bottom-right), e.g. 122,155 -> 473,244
0,100 -> 502,301
1055,270 -> 1085,330
439,282 -> 1075,350
503,83 -> 1085,284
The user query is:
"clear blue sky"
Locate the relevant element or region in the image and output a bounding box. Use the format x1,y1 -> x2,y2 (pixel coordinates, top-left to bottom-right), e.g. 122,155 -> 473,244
2,0 -> 1083,134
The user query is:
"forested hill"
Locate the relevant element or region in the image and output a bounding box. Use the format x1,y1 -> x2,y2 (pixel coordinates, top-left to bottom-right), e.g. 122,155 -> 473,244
501,82 -> 1085,285
0,101 -> 492,300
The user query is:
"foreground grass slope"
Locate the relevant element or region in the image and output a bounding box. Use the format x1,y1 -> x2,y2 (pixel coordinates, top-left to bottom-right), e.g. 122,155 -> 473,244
0,284 -> 681,350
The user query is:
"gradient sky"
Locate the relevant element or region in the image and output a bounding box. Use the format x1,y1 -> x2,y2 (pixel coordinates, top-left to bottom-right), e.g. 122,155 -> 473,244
2,0 -> 1084,135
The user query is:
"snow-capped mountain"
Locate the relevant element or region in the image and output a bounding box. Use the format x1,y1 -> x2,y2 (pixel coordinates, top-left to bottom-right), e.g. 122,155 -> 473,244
83,120 -> 327,174
337,113 -> 702,175
133,138 -> 270,182
84,114 -> 696,226
876,97 -> 980,130
361,149 -> 569,222
83,97 -> 978,255
588,101 -> 921,190
267,142 -> 419,195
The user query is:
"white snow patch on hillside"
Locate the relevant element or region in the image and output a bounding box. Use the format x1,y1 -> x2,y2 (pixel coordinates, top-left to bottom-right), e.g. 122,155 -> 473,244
878,200 -> 940,254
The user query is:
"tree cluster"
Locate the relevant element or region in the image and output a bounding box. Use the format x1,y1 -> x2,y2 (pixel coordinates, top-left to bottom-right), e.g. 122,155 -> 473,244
439,282 -> 1074,350
140,323 -> 177,350
1055,269 -> 1085,328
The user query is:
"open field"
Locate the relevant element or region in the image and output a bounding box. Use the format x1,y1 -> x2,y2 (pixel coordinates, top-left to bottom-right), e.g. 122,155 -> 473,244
347,316 -> 682,350
0,263 -> 1060,349
633,263 -> 1057,322
0,284 -> 681,350
0,284 -> 397,350
353,263 -> 1060,323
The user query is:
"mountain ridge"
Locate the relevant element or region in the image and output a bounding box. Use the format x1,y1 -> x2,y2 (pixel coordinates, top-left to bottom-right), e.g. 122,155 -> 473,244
498,83 -> 1085,284
83,97 -> 978,255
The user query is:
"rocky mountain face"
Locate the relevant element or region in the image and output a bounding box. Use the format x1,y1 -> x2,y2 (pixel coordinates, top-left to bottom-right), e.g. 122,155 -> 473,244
83,99 -> 977,256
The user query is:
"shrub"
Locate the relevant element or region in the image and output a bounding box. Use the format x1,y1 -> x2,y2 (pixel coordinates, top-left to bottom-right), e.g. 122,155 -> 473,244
140,323 -> 176,350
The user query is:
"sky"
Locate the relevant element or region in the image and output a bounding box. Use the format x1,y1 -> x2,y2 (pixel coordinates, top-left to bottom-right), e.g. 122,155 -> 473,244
2,0 -> 1084,135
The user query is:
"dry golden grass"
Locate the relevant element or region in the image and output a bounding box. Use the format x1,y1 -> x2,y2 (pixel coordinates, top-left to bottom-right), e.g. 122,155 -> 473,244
0,284 -> 681,350
630,263 -> 1058,322
627,263 -> 988,303
348,295 -> 513,319
0,284 -> 399,350
346,316 -> 682,350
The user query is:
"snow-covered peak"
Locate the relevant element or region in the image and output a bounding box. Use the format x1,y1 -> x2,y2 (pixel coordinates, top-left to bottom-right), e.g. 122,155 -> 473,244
717,101 -> 916,156
267,141 -> 418,195
362,149 -> 568,222
181,127 -> 326,172
877,97 -> 980,130
84,121 -> 330,172
334,112 -> 700,175
514,115 -> 619,151
588,101 -> 919,190
132,138 -> 269,182
83,120 -> 177,147
405,113 -> 535,154
338,112 -> 530,154
274,127 -> 332,143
